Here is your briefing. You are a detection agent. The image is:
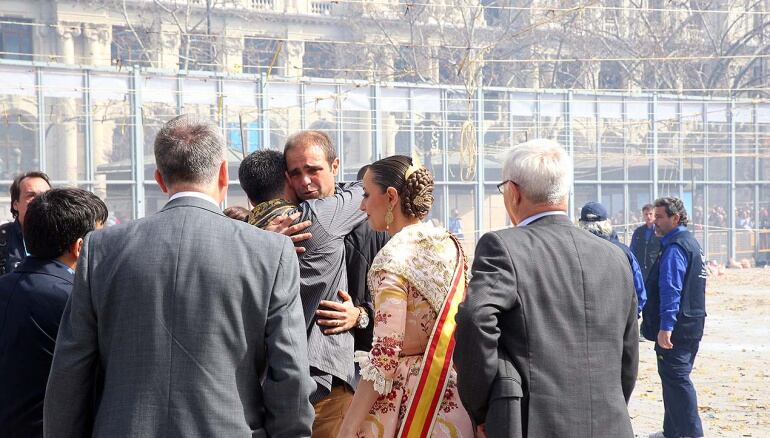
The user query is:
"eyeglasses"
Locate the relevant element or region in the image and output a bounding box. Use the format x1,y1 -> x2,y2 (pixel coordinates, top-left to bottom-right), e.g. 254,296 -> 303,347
496,180 -> 515,194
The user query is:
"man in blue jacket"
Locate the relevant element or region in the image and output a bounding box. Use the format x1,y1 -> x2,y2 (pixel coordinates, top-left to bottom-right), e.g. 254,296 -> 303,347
579,201 -> 647,315
642,197 -> 706,438
0,188 -> 107,437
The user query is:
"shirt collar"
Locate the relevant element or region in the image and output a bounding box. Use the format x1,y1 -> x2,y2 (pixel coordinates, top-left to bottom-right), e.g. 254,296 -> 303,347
661,225 -> 687,245
517,210 -> 568,227
51,258 -> 76,275
168,191 -> 221,209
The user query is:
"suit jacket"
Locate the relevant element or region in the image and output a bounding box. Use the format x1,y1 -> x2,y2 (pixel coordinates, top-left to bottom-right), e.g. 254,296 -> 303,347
0,220 -> 26,275
44,196 -> 315,438
0,257 -> 74,438
454,214 -> 639,438
344,221 -> 389,352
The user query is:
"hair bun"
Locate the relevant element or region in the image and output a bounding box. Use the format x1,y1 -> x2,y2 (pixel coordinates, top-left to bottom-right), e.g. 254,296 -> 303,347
401,166 -> 434,220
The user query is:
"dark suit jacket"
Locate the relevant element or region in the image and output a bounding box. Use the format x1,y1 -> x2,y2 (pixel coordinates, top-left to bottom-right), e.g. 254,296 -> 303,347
0,257 -> 74,438
0,220 -> 26,275
44,196 -> 315,438
344,221 -> 389,352
454,214 -> 639,438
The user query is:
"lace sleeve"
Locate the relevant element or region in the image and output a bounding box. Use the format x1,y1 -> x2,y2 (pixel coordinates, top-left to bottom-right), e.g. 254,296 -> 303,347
354,270 -> 407,395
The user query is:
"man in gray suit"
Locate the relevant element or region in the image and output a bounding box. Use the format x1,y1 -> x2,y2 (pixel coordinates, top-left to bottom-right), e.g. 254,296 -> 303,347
454,139 -> 639,438
44,115 -> 315,438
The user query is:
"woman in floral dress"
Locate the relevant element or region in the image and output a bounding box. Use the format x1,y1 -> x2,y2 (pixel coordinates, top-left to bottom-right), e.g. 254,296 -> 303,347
337,155 -> 473,438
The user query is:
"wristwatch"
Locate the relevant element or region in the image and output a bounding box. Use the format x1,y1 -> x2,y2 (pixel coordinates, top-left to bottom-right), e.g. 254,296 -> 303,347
355,306 -> 370,329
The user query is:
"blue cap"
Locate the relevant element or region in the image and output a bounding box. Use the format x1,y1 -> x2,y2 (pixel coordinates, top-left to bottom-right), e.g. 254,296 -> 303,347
580,202 -> 609,222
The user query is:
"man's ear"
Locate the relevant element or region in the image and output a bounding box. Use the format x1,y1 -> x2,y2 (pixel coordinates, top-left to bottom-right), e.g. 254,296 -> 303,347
330,158 -> 340,176
154,169 -> 169,193
218,160 -> 229,190
69,237 -> 84,261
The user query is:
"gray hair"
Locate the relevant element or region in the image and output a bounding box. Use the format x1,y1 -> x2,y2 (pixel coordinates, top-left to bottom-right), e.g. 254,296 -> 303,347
154,114 -> 225,185
502,139 -> 573,204
654,197 -> 689,227
578,218 -> 614,238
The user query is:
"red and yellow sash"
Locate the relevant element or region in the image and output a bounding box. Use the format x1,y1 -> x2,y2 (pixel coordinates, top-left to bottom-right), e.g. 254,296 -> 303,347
398,237 -> 467,438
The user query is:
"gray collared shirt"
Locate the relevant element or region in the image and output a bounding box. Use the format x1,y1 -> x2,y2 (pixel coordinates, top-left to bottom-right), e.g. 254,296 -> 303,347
295,182 -> 368,402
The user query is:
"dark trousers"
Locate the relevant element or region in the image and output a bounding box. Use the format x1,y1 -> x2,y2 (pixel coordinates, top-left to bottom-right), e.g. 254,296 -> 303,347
655,339 -> 704,438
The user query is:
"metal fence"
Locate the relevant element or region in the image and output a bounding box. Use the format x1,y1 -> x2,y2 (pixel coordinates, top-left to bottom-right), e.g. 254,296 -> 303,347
1,59 -> 769,262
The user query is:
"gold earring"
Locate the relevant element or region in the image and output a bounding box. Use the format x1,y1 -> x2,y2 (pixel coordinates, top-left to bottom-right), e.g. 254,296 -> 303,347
385,206 -> 394,230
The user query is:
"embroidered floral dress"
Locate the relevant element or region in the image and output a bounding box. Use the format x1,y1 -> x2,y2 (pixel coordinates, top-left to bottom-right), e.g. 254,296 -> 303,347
354,222 -> 473,438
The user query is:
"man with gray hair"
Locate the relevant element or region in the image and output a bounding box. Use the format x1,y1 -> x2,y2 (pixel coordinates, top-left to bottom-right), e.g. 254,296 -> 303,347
454,139 -> 639,437
579,201 -> 647,315
44,114 -> 315,437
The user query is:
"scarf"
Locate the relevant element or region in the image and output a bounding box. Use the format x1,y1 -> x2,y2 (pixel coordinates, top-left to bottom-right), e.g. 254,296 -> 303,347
247,199 -> 297,229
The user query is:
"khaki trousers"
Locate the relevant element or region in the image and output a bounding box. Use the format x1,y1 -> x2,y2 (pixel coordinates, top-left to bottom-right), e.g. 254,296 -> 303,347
311,385 -> 354,438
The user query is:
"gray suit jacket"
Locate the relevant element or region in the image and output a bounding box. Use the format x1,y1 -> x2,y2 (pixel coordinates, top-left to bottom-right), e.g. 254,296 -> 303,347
44,196 -> 315,438
454,214 -> 638,438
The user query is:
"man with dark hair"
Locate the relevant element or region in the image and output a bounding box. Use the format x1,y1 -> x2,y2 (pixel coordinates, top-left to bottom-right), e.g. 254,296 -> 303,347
238,149 -> 298,228
643,197 -> 706,438
44,114 -> 314,438
0,188 -> 106,437
0,171 -> 52,275
239,148 -> 373,438
631,203 -> 661,280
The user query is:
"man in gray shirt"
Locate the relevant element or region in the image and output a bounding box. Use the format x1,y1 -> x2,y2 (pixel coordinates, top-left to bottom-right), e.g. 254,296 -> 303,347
239,135 -> 370,437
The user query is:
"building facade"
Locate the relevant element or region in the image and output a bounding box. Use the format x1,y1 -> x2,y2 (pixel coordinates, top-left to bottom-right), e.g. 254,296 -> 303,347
1,1 -> 769,263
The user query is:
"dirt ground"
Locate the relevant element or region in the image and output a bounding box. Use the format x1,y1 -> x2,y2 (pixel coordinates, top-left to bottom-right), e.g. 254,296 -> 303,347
629,268 -> 770,437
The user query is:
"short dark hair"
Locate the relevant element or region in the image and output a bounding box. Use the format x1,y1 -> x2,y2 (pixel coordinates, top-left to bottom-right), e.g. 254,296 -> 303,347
654,197 -> 689,227
284,130 -> 337,166
23,188 -> 108,259
238,150 -> 286,204
154,114 -> 224,186
642,203 -> 654,212
10,171 -> 51,218
356,165 -> 370,181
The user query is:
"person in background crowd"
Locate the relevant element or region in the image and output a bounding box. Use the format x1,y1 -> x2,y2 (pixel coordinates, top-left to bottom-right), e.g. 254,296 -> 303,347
642,197 -> 706,438
448,208 -> 465,239
338,155 -> 473,437
0,188 -> 107,438
630,203 -> 661,281
579,201 -> 647,315
0,172 -> 51,275
44,114 -> 314,438
454,139 -> 638,438
223,205 -> 250,221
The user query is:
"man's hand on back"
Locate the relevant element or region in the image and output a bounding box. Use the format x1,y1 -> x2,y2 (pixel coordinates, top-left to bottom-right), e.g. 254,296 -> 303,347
316,290 -> 359,335
265,212 -> 312,254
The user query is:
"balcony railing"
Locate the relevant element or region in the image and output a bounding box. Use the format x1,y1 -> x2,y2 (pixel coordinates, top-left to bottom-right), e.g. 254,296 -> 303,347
311,1 -> 335,15
250,0 -> 274,9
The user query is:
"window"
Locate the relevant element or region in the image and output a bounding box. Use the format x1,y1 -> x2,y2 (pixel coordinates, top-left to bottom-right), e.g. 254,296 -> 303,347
242,37 -> 283,75
111,26 -> 152,67
303,42 -> 337,79
0,18 -> 33,60
179,33 -> 219,71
